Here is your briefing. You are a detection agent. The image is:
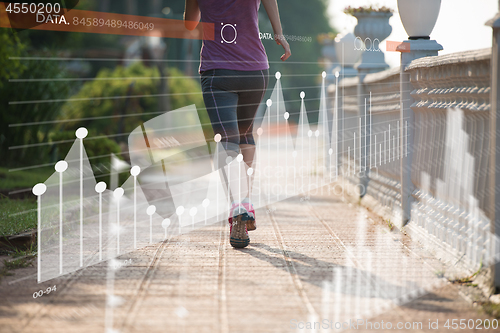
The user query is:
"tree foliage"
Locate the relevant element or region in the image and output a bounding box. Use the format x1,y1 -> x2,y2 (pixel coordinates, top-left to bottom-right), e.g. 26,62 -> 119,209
0,30 -> 25,89
0,31 -> 71,167
58,63 -> 210,141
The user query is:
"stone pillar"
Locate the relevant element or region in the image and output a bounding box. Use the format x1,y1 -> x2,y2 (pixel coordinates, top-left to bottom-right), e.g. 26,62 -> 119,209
353,11 -> 392,197
400,40 -> 442,227
486,1 -> 500,289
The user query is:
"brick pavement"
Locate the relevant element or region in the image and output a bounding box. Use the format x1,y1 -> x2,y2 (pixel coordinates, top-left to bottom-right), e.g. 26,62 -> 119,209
0,185 -> 497,333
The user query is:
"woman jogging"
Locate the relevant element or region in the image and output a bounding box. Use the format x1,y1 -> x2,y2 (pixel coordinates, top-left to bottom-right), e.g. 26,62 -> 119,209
184,0 -> 291,248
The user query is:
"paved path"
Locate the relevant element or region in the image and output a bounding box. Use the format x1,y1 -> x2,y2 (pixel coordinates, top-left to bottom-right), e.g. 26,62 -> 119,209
0,186 -> 496,333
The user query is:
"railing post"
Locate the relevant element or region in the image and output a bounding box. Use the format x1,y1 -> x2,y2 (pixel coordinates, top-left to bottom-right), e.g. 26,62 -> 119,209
486,1 -> 500,290
399,40 -> 442,228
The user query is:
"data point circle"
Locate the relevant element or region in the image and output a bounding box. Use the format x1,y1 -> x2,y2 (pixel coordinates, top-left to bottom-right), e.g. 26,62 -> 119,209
146,205 -> 156,216
189,207 -> 197,216
55,160 -> 68,173
75,127 -> 88,139
32,183 -> 47,196
162,218 -> 171,229
113,187 -> 124,199
130,166 -> 141,176
95,181 -> 107,193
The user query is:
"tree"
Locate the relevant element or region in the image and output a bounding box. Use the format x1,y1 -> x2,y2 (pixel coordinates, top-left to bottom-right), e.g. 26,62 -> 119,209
0,29 -> 72,167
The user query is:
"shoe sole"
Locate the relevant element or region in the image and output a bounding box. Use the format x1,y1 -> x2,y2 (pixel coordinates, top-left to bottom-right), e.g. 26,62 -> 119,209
230,213 -> 250,248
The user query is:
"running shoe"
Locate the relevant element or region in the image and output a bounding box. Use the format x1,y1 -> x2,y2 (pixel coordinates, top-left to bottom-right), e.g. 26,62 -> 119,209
241,200 -> 256,231
229,204 -> 250,248
228,201 -> 256,231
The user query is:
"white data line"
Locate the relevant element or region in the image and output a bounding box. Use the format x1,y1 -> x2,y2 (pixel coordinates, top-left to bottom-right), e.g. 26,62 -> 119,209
388,124 -> 391,163
134,176 -> 137,249
285,119 -> 288,186
276,81 -> 280,202
380,143 -> 382,166
364,98 -> 367,171
335,75 -> 339,180
405,120 -> 408,157
397,121 -> 400,161
359,118 -> 362,173
150,214 -> 153,243
369,92 -> 372,169
59,171 -> 63,275
37,194 -> 41,282
99,191 -> 102,261
348,147 -> 351,177
384,131 -> 387,164
268,105 -> 271,201
388,130 -> 391,163
393,136 -> 396,162
353,133 -> 356,174
116,198 -> 120,255
316,132 -> 319,188
79,138 -> 83,267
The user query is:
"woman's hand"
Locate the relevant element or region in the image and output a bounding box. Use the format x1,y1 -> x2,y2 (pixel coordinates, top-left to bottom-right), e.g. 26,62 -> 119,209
274,34 -> 291,61
262,0 -> 291,61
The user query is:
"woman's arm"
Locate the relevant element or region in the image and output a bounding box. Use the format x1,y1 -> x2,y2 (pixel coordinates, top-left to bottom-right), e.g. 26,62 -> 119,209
261,0 -> 291,61
184,0 -> 201,31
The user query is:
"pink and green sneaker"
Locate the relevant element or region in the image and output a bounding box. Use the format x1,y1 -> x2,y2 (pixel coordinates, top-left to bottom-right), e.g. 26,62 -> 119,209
228,204 -> 250,248
228,200 -> 256,231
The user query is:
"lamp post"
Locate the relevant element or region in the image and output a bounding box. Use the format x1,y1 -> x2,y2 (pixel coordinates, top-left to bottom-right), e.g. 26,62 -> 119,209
398,0 -> 443,228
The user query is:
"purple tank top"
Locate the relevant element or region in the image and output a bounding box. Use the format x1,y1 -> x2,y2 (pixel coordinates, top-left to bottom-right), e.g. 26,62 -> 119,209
197,0 -> 269,72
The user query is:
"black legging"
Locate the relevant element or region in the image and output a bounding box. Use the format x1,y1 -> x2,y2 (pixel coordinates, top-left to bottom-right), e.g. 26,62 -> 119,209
201,68 -> 269,153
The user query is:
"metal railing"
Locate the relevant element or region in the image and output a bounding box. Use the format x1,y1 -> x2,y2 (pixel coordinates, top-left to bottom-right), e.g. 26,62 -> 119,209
329,48 -> 497,273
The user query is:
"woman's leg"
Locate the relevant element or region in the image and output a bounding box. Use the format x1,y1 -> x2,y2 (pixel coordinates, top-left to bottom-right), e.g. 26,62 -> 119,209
237,69 -> 269,196
200,69 -> 241,154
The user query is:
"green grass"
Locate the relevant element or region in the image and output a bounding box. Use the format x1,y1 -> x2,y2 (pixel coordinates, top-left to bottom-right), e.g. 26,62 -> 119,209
482,302 -> 500,319
0,166 -> 54,191
4,255 -> 34,269
0,197 -> 36,236
0,250 -> 36,283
